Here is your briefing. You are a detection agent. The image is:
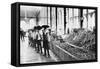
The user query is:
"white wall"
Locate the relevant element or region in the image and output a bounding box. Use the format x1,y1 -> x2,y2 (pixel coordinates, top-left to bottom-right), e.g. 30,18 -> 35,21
0,0 -> 99,69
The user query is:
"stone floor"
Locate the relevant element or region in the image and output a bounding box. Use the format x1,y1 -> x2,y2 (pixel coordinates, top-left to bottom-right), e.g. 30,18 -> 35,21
20,37 -> 60,64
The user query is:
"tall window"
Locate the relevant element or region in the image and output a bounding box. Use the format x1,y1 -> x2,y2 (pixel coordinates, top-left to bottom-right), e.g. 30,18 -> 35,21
57,8 -> 64,35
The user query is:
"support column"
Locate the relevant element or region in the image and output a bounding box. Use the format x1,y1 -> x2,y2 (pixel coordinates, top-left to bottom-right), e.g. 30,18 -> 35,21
47,7 -> 48,25
64,7 -> 66,34
67,8 -> 70,34
72,9 -> 74,26
55,7 -> 57,34
50,7 -> 52,28
86,9 -> 88,30
80,8 -> 83,28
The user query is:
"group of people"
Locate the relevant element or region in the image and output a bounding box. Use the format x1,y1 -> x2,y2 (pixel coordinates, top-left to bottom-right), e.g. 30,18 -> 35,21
27,25 -> 51,57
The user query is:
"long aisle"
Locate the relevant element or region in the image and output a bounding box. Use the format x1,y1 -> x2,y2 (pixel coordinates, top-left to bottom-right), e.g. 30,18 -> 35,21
20,36 -> 59,64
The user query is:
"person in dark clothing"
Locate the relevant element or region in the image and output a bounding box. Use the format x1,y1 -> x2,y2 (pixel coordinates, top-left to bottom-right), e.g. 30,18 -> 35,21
20,30 -> 23,40
47,28 -> 51,56
20,29 -> 26,41
28,30 -> 33,47
34,29 -> 38,52
32,26 -> 38,51
42,28 -> 50,57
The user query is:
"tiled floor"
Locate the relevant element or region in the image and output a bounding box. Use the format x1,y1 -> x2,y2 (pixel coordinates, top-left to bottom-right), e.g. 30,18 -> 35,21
20,37 -> 59,64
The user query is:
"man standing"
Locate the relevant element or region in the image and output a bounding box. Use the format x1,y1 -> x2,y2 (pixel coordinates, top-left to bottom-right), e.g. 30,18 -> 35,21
36,26 -> 43,54
33,26 -> 37,51
42,26 -> 50,57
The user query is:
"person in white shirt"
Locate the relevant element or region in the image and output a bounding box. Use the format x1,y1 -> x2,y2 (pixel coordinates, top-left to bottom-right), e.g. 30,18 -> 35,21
35,26 -> 43,53
32,27 -> 38,51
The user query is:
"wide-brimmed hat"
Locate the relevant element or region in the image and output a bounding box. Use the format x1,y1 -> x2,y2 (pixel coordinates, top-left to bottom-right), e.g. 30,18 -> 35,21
42,25 -> 49,29
34,26 -> 37,30
36,26 -> 42,30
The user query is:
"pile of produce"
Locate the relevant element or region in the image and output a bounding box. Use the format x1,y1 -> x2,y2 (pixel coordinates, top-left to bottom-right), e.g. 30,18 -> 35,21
52,42 -> 96,60
63,43 -> 95,60
51,28 -> 96,60
63,28 -> 96,52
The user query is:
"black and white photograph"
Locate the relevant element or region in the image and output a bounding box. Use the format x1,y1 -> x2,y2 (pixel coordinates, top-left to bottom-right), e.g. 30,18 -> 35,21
0,0 -> 100,68
19,4 -> 97,64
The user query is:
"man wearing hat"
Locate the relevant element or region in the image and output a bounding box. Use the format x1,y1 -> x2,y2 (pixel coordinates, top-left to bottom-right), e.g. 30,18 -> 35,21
36,26 -> 43,53
42,25 -> 50,57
